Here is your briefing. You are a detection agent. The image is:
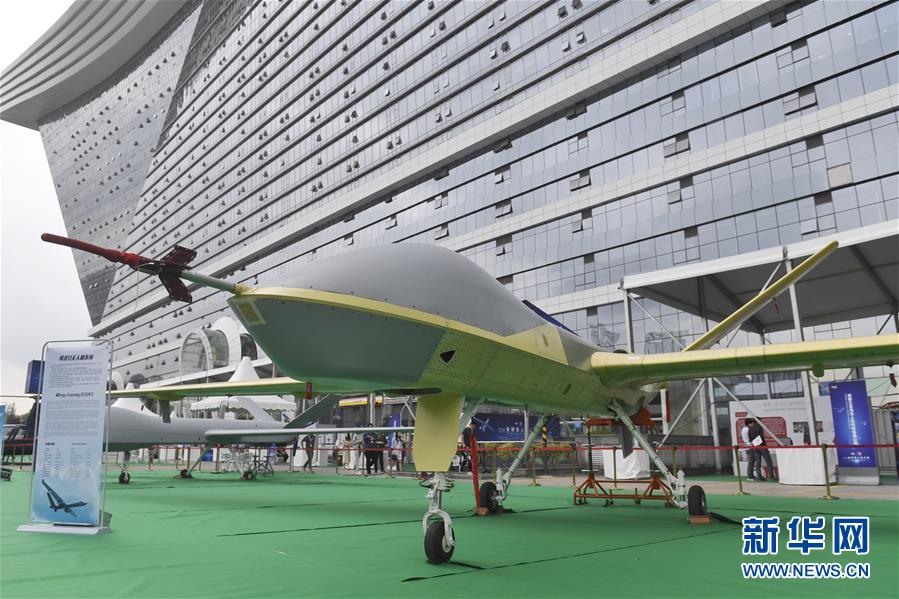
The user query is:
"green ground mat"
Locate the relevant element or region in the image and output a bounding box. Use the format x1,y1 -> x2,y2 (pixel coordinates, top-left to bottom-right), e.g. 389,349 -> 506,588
2,469 -> 896,599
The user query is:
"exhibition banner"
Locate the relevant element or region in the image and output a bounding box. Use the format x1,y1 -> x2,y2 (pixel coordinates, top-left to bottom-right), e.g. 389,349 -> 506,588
829,381 -> 877,468
471,413 -> 560,442
29,345 -> 109,526
0,404 -> 6,458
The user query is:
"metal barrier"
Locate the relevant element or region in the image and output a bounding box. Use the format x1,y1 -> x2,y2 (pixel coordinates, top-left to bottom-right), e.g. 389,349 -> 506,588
85,441 -> 899,502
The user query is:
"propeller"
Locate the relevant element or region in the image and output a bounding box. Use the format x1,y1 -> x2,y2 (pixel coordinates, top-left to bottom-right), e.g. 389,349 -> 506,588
41,233 -> 197,302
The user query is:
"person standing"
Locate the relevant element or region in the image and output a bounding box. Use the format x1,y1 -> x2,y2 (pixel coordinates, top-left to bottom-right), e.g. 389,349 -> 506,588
340,434 -> 352,469
301,434 -> 315,472
748,419 -> 776,481
351,432 -> 363,472
740,419 -> 754,480
375,431 -> 387,473
393,431 -> 407,469
363,424 -> 376,476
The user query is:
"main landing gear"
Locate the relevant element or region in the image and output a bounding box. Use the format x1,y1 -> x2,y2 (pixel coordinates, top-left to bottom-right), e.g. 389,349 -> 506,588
607,401 -> 689,509
118,451 -> 131,484
175,447 -> 207,479
483,414 -> 547,514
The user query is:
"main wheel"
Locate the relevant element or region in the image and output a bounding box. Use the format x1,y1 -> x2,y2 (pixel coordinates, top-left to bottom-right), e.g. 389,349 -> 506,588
424,520 -> 455,563
687,485 -> 708,516
479,481 -> 500,513
118,472 -> 131,485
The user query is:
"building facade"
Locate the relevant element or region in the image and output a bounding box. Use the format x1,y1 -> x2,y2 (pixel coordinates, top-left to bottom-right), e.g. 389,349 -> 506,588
3,0 -> 897,436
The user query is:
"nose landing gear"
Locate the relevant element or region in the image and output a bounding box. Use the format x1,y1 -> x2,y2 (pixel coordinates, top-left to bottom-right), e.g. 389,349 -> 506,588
421,472 -> 455,563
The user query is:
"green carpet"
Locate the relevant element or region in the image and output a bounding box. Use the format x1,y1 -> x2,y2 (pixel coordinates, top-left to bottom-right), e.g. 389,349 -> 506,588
1,469 -> 896,598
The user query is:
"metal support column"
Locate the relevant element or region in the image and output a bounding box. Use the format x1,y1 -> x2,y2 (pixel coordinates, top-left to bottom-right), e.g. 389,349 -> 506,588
762,332 -> 774,401
621,285 -> 635,353
660,387 -> 669,435
786,253 -> 819,444
699,278 -> 721,470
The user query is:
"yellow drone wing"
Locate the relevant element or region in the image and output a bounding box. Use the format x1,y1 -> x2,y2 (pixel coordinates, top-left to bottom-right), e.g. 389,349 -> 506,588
592,334 -> 899,387
110,377 -> 315,400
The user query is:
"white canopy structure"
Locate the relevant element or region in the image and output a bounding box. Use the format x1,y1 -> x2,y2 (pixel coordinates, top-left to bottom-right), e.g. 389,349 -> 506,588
189,357 -> 295,414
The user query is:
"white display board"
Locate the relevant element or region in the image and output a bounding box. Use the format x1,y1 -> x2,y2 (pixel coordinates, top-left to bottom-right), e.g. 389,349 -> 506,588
21,344 -> 110,533
729,397 -> 836,480
729,397 -> 835,448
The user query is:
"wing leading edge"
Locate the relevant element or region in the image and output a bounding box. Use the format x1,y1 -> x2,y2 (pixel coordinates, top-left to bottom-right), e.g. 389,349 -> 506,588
111,377 -> 323,399
592,334 -> 899,387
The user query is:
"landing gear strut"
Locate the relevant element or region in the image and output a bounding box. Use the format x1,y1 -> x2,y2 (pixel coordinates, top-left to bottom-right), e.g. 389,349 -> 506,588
421,473 -> 455,563
488,414 -> 546,511
608,402 -> 686,508
176,447 -> 206,479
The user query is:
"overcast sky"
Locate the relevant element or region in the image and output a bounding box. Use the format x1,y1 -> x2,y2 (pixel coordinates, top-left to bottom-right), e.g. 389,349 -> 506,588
1,0 -> 89,414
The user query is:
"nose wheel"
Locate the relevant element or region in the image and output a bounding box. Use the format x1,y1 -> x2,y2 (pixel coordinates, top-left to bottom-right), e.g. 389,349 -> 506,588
421,472 -> 456,563
424,520 -> 455,563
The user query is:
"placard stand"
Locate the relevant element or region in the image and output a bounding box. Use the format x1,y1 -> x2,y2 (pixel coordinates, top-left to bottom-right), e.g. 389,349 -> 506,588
18,339 -> 113,536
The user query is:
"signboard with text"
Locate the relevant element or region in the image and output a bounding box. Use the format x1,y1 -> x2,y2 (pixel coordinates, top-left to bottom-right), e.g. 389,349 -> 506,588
29,345 -> 109,526
829,381 -> 877,469
471,413 -> 560,442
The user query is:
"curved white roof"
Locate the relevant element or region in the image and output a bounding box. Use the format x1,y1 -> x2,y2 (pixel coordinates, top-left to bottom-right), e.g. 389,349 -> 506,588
1,0 -> 184,130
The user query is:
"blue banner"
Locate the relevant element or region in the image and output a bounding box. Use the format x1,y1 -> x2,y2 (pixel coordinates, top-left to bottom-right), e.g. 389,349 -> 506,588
25,360 -> 43,395
387,414 -> 400,446
0,404 -> 6,459
470,413 -> 560,442
829,381 -> 877,468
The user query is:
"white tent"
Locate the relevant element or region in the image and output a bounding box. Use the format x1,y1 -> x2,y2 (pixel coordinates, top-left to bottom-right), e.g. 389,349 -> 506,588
189,357 -> 295,413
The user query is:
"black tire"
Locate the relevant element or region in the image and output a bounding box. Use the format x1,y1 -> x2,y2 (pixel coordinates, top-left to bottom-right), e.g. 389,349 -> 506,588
479,482 -> 500,513
424,520 -> 454,563
179,469 -> 192,479
688,485 -> 708,516
118,472 -> 130,485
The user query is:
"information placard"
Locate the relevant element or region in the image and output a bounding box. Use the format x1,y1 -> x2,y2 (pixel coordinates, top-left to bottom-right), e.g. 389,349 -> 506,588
829,380 -> 877,468
29,345 -> 109,527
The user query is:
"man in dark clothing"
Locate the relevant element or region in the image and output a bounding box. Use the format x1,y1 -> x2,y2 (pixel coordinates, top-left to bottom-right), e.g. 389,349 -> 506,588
748,420 -> 776,481
363,424 -> 376,476
375,432 -> 387,473
301,434 -> 315,472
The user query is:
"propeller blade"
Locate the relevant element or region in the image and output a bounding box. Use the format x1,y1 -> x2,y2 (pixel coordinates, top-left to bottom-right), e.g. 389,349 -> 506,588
41,233 -> 152,269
